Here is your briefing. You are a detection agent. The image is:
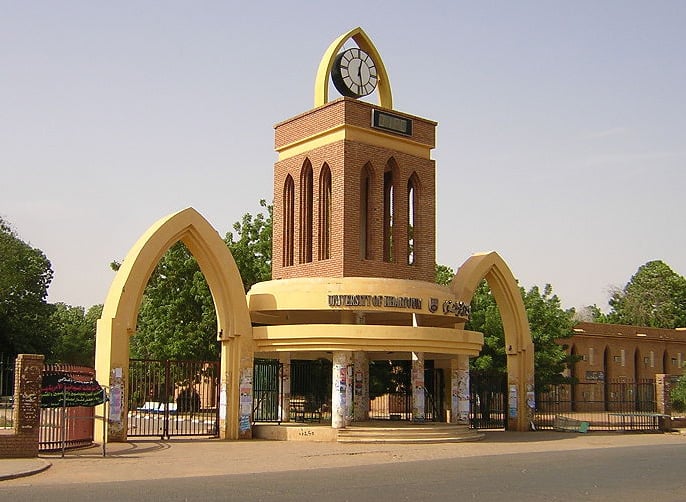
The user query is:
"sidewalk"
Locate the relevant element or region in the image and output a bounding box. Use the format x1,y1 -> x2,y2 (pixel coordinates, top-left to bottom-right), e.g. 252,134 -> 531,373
2,430 -> 685,485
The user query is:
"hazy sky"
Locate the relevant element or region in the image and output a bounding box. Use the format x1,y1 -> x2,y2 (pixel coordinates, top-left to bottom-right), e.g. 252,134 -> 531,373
2,1 -> 684,312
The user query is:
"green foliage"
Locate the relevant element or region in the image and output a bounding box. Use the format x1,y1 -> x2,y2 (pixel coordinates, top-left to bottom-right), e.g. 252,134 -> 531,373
48,303 -> 102,365
131,242 -> 219,361
466,280 -> 576,389
435,264 -> 455,286
607,260 -> 686,328
0,217 -> 54,357
123,200 -> 273,361
671,375 -> 686,414
224,200 -> 273,292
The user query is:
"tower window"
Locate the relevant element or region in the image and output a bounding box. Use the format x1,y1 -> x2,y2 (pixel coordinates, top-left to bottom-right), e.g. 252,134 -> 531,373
360,164 -> 373,260
283,175 -> 295,267
299,160 -> 313,263
383,165 -> 395,263
318,164 -> 331,260
407,173 -> 419,265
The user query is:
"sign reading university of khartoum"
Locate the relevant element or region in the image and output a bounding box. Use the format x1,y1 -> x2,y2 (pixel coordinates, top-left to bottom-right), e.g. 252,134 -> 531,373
327,294 -> 471,318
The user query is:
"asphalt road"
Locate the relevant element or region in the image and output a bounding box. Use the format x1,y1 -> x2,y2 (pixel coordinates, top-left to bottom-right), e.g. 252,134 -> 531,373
2,442 -> 684,501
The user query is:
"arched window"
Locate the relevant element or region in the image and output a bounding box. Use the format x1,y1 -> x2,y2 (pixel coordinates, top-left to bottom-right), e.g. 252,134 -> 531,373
318,163 -> 332,260
407,172 -> 419,265
283,175 -> 295,267
299,160 -> 313,263
360,163 -> 373,260
383,159 -> 398,263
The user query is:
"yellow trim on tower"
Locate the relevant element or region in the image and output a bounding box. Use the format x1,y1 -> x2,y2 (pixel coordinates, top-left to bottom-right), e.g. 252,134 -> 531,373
276,123 -> 431,161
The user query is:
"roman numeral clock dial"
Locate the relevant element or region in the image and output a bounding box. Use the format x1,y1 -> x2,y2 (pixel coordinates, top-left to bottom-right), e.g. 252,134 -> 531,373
331,48 -> 378,98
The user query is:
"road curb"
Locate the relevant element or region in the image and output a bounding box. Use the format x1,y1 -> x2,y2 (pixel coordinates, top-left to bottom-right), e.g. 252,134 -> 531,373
0,459 -> 52,481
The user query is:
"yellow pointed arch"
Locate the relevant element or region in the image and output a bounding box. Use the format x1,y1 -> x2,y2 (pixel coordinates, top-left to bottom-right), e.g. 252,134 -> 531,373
315,27 -> 393,109
450,251 -> 535,431
95,207 -> 252,441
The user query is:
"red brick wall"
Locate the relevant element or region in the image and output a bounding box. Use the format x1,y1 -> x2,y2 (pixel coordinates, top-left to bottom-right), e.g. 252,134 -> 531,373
0,354 -> 43,458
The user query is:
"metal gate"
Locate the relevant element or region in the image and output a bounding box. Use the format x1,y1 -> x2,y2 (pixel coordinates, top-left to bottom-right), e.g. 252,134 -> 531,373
470,372 -> 506,429
253,359 -> 283,422
128,359 -> 220,438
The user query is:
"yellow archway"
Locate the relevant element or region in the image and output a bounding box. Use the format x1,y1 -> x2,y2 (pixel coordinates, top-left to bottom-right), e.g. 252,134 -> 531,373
450,251 -> 535,431
94,207 -> 253,441
314,27 -> 393,109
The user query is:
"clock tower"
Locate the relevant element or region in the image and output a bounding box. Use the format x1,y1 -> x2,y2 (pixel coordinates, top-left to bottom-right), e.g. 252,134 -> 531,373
272,27 -> 437,283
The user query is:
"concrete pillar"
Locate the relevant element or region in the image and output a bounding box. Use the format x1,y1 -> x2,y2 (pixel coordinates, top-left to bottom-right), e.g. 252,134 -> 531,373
332,351 -> 353,428
450,356 -> 470,424
279,352 -> 291,422
353,352 -> 369,422
412,352 -> 425,422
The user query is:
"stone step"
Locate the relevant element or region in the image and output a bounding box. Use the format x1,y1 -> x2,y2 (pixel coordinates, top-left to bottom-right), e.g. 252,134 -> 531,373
337,423 -> 484,444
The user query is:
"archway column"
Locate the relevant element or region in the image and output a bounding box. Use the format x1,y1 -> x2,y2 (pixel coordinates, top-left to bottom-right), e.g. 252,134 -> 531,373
94,207 -> 253,442
411,351 -> 425,422
450,355 -> 470,424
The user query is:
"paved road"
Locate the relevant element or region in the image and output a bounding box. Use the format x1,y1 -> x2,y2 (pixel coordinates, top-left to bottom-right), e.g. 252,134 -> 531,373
1,434 -> 685,501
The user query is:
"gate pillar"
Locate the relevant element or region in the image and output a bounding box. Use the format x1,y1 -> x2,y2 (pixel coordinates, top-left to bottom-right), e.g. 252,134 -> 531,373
450,356 -> 470,424
332,351 -> 353,428
353,352 -> 369,422
279,352 -> 291,422
412,352 -> 425,421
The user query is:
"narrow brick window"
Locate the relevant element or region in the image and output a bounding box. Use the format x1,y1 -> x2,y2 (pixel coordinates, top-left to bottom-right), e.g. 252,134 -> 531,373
318,163 -> 331,260
360,164 -> 373,260
383,159 -> 398,263
407,172 -> 419,265
283,175 -> 295,267
299,160 -> 313,263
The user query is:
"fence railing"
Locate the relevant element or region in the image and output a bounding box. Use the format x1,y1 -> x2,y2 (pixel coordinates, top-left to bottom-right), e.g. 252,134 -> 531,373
0,353 -> 15,430
39,364 -> 99,451
535,379 -> 659,431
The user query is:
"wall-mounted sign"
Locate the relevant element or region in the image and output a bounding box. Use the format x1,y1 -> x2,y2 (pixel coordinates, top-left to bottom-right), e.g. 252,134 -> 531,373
585,371 -> 605,382
372,109 -> 413,136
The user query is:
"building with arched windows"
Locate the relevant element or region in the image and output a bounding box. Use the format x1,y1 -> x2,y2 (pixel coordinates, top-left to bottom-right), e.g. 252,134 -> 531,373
568,322 -> 686,383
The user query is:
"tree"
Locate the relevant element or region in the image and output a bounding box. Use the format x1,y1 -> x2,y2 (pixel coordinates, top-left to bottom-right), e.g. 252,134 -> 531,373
0,217 -> 54,357
131,242 -> 219,361
435,264 -> 455,286
48,303 -> 102,365
465,279 -> 576,389
607,260 -> 686,328
118,200 -> 274,361
224,199 -> 272,292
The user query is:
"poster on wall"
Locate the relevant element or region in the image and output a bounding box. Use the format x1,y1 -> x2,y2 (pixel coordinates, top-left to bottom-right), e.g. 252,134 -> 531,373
508,384 -> 518,418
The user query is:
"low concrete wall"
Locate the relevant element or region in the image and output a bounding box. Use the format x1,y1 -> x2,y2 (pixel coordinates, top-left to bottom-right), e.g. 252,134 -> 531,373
252,424 -> 338,442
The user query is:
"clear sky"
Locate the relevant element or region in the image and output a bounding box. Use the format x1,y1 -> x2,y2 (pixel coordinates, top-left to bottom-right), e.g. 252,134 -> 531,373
2,1 -> 684,312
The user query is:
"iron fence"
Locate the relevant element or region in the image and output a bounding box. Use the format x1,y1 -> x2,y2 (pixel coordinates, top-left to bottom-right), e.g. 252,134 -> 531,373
253,359 -> 282,422
127,359 -> 220,438
469,372 -> 507,430
534,379 -> 659,431
39,364 -> 98,451
0,353 -> 15,430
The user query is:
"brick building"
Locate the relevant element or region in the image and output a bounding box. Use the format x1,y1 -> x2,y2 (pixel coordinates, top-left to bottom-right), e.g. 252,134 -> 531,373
568,322 -> 686,383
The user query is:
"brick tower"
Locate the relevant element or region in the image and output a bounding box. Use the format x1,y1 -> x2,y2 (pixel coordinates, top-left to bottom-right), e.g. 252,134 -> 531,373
272,83 -> 437,283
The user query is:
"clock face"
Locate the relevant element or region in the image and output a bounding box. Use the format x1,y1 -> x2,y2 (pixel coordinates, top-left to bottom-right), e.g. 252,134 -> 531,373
331,48 -> 378,98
